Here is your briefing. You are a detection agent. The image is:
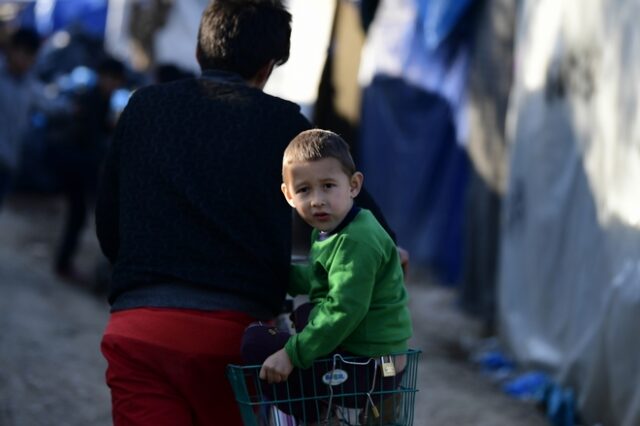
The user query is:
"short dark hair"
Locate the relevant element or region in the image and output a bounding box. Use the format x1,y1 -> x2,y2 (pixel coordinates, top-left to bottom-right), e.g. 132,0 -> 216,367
283,129 -> 356,179
196,0 -> 291,79
9,27 -> 41,54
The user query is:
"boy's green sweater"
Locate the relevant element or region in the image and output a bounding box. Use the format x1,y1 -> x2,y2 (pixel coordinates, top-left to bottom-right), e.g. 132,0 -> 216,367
285,208 -> 413,369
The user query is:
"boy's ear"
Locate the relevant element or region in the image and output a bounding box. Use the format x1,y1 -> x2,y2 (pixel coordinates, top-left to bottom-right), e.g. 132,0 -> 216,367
281,183 -> 296,208
350,172 -> 364,198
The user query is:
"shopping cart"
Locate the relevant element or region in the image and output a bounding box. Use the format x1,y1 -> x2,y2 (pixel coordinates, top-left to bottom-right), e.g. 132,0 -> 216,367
227,349 -> 421,426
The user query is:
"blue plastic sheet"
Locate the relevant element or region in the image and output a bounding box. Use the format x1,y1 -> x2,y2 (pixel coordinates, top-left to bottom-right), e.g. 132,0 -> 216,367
503,371 -> 549,401
18,0 -> 108,37
417,0 -> 477,50
358,75 -> 468,284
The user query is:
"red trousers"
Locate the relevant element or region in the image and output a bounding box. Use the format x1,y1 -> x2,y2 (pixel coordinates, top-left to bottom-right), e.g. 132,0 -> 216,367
101,308 -> 256,426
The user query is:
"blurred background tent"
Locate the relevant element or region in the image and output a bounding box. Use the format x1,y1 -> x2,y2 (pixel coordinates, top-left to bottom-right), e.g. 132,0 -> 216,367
499,0 -> 640,424
356,0 -> 478,286
458,0 -> 515,335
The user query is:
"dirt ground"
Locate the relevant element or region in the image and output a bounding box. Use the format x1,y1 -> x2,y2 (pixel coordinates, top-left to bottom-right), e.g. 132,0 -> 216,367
0,194 -> 549,425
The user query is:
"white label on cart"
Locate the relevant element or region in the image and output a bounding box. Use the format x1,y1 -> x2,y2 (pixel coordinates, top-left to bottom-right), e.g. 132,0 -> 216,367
322,369 -> 348,386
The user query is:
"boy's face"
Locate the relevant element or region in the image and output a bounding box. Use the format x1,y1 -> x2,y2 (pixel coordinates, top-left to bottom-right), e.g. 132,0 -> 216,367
281,158 -> 363,233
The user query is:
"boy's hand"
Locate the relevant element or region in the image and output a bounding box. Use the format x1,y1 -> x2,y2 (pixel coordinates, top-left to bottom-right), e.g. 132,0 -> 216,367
260,348 -> 294,384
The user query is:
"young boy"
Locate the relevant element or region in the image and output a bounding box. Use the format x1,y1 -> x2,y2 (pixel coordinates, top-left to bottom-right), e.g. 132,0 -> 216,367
242,129 -> 412,421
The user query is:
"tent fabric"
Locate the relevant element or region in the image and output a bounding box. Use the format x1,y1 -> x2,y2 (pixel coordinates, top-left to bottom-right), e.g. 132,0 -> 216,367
417,0 -> 477,51
357,0 -> 476,282
358,0 -> 471,146
458,0 -> 516,330
153,0 -> 207,74
17,0 -> 108,37
499,1 -> 640,424
358,75 -> 468,284
263,0 -> 336,119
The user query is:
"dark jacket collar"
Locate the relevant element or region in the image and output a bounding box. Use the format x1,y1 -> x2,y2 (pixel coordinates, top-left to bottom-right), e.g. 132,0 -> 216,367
318,205 -> 361,241
201,69 -> 247,85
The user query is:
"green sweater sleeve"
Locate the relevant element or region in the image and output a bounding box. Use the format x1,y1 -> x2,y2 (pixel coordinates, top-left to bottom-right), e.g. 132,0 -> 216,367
285,236 -> 379,368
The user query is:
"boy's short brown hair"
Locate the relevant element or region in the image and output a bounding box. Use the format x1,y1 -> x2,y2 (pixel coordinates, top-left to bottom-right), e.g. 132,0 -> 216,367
282,129 -> 356,179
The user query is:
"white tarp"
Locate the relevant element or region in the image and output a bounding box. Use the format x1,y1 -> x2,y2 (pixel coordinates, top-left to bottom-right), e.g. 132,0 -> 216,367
263,0 -> 335,116
499,1 -> 640,425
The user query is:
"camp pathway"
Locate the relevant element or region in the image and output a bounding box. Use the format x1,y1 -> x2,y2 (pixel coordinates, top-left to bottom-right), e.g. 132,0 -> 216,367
0,194 -> 548,425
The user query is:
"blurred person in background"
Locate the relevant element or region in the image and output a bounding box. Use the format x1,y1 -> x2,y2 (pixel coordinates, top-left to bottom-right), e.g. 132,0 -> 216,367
51,56 -> 127,281
0,27 -> 41,209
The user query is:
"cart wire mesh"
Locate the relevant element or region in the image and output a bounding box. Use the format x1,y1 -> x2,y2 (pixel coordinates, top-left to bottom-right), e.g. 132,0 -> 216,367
227,349 -> 420,426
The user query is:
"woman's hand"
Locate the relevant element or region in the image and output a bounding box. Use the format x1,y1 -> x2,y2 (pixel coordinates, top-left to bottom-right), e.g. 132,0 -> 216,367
260,348 -> 294,383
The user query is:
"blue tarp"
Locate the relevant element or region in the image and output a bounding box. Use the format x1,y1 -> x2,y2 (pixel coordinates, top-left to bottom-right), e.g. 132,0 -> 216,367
17,0 -> 108,37
417,0 -> 477,50
358,75 -> 469,284
356,0 -> 479,284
